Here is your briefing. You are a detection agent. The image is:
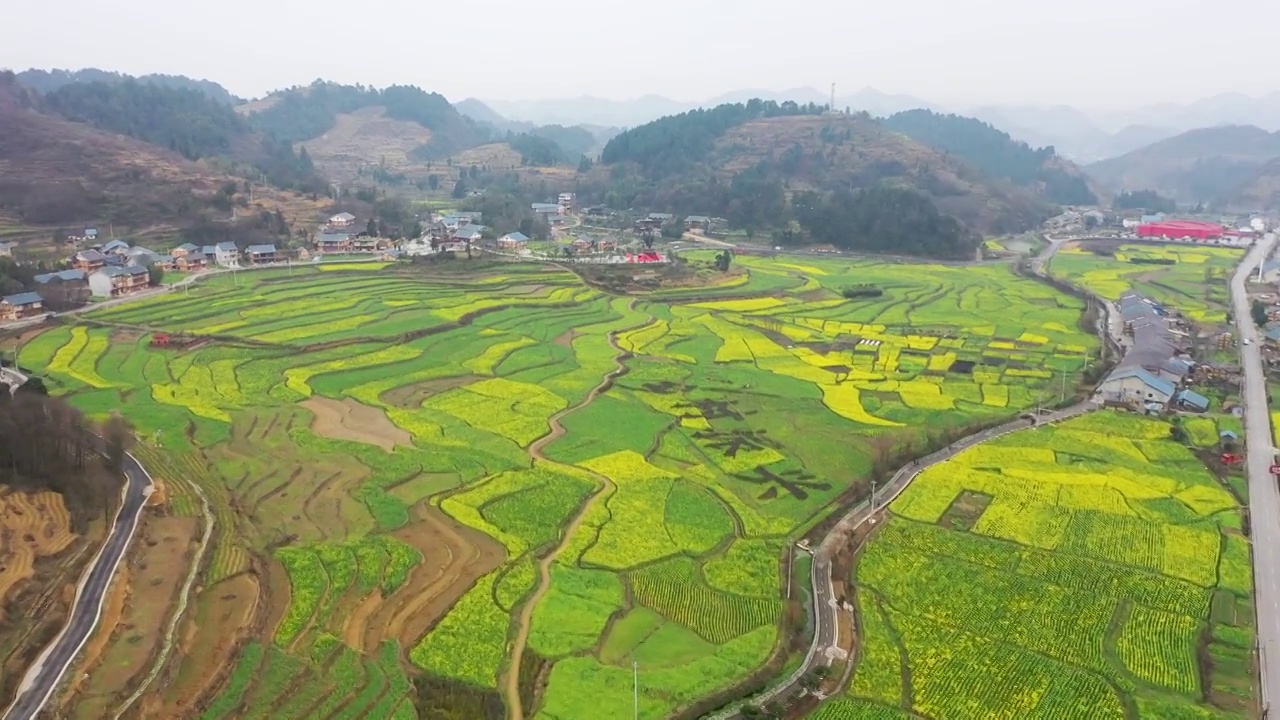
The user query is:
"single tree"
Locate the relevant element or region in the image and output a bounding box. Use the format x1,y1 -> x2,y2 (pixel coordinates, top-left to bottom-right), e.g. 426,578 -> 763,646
1252,299 -> 1269,328
147,264 -> 165,286
427,174 -> 440,191
366,218 -> 378,237
102,413 -> 135,474
452,178 -> 468,199
715,250 -> 733,272
16,376 -> 47,395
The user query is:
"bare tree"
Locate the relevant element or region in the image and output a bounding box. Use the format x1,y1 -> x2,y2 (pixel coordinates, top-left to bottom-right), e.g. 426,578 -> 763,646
102,413 -> 135,474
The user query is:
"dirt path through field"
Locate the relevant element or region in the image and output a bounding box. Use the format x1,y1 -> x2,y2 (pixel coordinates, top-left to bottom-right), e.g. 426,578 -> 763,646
111,466 -> 214,719
503,301 -> 644,720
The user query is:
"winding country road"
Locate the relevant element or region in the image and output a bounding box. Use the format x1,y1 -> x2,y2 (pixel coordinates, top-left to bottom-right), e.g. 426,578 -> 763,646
1229,233 -> 1280,713
1,369 -> 154,720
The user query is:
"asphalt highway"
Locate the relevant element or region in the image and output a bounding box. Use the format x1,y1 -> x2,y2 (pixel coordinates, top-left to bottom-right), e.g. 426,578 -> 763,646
1229,233 -> 1279,713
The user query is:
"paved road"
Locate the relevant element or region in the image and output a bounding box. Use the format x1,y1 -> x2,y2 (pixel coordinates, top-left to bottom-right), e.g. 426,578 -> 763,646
1229,233 -> 1280,713
1,369 -> 154,720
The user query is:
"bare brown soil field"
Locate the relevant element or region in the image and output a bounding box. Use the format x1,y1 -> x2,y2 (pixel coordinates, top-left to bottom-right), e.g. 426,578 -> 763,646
0,488 -> 76,617
301,396 -> 412,451
64,516 -> 199,719
57,564 -> 128,715
382,375 -> 480,409
456,143 -> 524,170
553,329 -> 577,348
208,407 -> 373,545
156,572 -> 260,718
261,553 -> 292,646
349,503 -> 503,653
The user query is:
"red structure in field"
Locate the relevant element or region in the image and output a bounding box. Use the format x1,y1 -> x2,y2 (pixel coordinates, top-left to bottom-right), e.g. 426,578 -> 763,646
625,251 -> 665,263
1136,220 -> 1225,240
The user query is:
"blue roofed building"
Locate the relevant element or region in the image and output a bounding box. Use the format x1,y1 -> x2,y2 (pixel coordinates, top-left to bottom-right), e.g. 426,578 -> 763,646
1097,367 -> 1177,406
34,269 -> 88,285
0,292 -> 44,321
1172,388 -> 1210,413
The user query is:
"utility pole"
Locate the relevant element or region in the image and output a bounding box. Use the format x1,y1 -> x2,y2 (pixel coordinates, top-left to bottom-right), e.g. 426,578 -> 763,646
632,661 -> 639,720
787,545 -> 793,600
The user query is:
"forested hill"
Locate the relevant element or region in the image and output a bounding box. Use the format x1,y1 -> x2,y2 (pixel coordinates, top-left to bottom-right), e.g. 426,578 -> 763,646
33,79 -> 325,194
16,68 -> 240,106
246,81 -> 486,159
880,109 -> 1098,205
588,102 -> 1057,259
0,71 -> 322,236
44,80 -> 247,161
600,99 -> 827,177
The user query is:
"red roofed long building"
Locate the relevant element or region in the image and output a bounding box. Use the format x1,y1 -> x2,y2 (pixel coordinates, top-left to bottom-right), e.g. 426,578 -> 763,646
1137,220 -> 1225,240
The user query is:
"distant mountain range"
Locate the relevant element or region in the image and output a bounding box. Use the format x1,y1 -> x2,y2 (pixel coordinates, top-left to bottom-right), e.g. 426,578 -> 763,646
9,64 -> 1280,223
478,87 -> 1280,164
1085,125 -> 1280,208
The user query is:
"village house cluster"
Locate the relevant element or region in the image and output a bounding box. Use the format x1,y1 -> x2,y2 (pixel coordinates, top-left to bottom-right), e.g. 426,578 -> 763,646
1096,293 -> 1210,412
0,233 -> 292,322
1,195 -> 696,324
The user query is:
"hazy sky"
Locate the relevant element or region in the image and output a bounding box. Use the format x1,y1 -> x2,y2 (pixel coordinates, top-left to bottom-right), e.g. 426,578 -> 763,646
4,0 -> 1276,109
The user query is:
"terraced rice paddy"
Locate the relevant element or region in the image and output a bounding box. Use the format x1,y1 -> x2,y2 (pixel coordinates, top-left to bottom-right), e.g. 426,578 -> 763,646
1048,242 -> 1242,323
0,488 -> 76,614
19,257 -> 1102,719
828,410 -> 1256,719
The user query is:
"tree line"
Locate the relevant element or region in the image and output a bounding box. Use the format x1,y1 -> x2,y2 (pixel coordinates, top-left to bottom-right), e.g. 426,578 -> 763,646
0,389 -> 129,525
1113,189 -> 1176,213
17,68 -> 240,105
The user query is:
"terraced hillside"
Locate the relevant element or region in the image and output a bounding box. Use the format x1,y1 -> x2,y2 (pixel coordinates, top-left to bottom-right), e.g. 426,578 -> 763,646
18,255 -> 1099,719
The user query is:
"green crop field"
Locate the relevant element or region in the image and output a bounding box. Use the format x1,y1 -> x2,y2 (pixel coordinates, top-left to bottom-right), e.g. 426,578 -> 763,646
20,256 -> 1103,719
821,410 -> 1256,719
1048,242 -> 1242,324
